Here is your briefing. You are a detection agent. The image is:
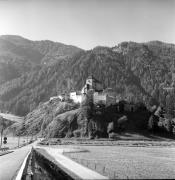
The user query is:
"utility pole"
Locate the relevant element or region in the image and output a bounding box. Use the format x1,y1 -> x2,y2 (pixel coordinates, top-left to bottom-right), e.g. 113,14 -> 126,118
18,135 -> 20,148
0,128 -> 3,148
0,116 -> 5,148
27,133 -> 28,143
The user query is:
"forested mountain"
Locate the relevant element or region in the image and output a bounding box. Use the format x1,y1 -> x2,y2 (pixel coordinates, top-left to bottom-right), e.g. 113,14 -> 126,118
0,35 -> 82,84
0,35 -> 175,116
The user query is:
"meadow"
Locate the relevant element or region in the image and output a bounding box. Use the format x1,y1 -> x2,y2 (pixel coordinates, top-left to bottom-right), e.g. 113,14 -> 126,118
63,144 -> 175,179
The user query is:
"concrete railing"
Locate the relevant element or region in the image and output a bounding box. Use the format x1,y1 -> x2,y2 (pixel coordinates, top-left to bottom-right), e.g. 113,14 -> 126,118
22,148 -> 78,180
0,147 -> 9,151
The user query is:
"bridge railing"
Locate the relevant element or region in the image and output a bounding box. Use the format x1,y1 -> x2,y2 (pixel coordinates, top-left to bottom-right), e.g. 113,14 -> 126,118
0,147 -> 9,151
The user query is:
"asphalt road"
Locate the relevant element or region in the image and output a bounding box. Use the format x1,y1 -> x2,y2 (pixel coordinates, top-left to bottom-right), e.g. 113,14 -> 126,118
1,136 -> 31,149
0,113 -> 23,123
0,145 -> 32,180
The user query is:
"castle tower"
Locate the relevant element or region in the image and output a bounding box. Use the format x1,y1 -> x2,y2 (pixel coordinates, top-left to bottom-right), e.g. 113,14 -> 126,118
81,75 -> 103,94
86,75 -> 94,90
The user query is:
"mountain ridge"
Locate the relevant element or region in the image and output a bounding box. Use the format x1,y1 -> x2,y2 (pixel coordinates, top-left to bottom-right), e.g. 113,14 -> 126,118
0,35 -> 175,117
0,35 -> 83,84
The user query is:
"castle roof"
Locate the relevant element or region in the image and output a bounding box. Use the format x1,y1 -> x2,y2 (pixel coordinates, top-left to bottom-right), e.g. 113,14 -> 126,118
87,75 -> 101,83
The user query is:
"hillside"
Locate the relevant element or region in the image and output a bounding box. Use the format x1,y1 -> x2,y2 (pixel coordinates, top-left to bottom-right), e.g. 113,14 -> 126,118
0,39 -> 175,116
8,99 -> 78,136
10,96 -> 151,139
0,35 -> 82,84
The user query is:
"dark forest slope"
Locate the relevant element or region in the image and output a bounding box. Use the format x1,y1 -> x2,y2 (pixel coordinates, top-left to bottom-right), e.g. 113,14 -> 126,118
0,37 -> 175,116
0,35 -> 82,84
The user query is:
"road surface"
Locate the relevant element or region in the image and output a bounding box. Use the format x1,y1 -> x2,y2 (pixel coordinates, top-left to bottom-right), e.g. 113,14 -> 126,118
1,136 -> 31,149
0,144 -> 32,180
0,113 -> 23,123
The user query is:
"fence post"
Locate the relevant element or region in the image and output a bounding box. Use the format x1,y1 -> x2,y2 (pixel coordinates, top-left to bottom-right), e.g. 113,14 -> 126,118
31,150 -> 35,180
103,166 -> 105,174
113,171 -> 115,179
0,129 -> 3,148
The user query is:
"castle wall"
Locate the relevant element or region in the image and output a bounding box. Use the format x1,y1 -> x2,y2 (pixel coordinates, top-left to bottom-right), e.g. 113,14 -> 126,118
70,76 -> 116,105
95,82 -> 103,91
70,92 -> 83,103
106,95 -> 116,106
124,104 -> 137,112
93,93 -> 107,105
93,92 -> 116,106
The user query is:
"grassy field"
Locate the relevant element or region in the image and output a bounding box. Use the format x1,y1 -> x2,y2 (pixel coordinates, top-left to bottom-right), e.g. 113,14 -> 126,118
62,144 -> 175,179
38,136 -> 175,179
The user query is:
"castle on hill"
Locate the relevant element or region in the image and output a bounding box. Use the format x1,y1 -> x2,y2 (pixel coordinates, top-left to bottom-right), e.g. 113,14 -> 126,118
69,75 -> 117,106
49,75 -> 139,112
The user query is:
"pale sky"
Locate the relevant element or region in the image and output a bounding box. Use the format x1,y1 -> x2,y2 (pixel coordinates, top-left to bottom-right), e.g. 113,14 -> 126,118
0,0 -> 175,50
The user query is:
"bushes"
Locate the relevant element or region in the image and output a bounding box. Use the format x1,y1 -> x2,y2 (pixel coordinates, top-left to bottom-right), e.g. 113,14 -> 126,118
148,115 -> 155,131
73,129 -> 82,137
163,119 -> 173,133
108,132 -> 118,139
65,131 -> 73,138
148,114 -> 174,135
107,122 -> 114,134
